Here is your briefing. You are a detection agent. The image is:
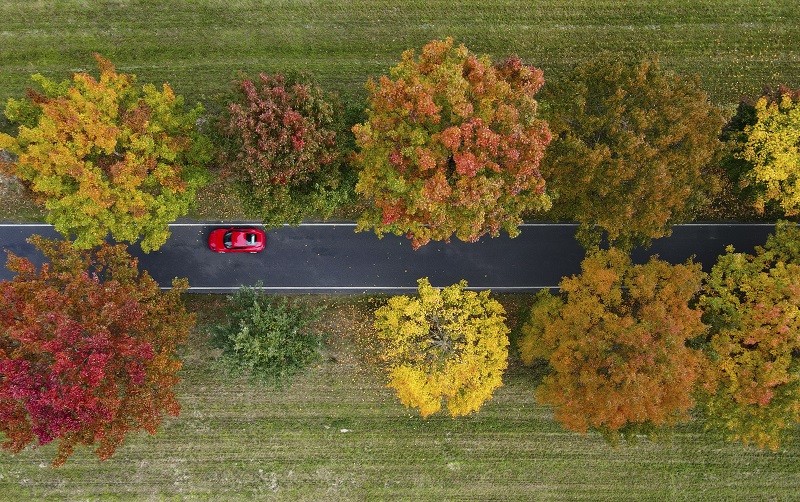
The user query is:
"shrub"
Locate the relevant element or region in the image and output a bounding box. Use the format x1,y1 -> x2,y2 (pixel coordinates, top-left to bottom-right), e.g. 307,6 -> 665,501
210,286 -> 324,388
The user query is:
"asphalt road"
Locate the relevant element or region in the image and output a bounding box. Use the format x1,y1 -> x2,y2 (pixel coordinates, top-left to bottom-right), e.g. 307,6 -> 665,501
0,222 -> 776,294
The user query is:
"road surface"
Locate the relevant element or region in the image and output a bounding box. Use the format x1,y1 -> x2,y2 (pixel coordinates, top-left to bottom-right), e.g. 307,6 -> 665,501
0,222 -> 776,294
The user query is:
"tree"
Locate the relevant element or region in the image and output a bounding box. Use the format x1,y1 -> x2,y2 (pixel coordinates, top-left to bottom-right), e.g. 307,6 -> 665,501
728,87 -> 800,216
374,278 -> 510,418
0,236 -> 193,466
541,54 -> 725,250
216,73 -> 352,226
519,248 -> 707,442
698,221 -> 800,450
0,54 -> 210,252
210,284 -> 323,388
353,38 -> 552,249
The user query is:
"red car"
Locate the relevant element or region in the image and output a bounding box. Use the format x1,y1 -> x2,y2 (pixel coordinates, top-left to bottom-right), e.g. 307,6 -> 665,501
208,227 -> 266,253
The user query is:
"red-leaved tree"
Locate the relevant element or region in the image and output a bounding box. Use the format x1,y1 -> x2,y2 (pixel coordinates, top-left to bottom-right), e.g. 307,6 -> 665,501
353,38 -> 552,249
217,73 -> 348,226
0,236 -> 193,466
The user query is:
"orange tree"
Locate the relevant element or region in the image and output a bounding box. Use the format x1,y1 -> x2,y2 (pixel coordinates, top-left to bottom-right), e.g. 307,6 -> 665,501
373,278 -> 509,418
698,221 -> 800,450
540,55 -> 725,250
0,236 -> 193,466
0,54 -> 209,252
353,38 -> 552,249
519,248 -> 707,443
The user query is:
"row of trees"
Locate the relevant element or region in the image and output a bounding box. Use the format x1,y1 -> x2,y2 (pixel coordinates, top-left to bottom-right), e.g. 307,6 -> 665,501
519,222 -> 800,450
0,41 -> 798,466
2,42 -> 799,253
4,226 -> 799,466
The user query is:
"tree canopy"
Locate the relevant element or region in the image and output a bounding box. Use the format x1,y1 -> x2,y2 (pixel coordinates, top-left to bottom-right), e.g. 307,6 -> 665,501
729,87 -> 800,216
374,278 -> 510,417
540,55 -> 725,250
699,221 -> 800,450
519,248 -> 707,442
0,236 -> 193,466
353,38 -> 552,249
0,54 -> 209,252
210,284 -> 323,388
216,73 -> 352,226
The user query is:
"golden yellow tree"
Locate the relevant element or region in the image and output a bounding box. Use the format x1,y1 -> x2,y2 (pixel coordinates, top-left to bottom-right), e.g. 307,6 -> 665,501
735,88 -> 800,216
374,278 -> 509,418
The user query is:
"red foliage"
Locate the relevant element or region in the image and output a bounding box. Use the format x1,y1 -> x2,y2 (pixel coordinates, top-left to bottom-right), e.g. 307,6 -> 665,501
353,39 -> 552,249
219,73 -> 338,187
0,237 -> 193,466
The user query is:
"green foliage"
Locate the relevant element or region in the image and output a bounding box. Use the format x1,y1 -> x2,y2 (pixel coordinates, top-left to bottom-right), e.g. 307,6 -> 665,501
210,285 -> 323,388
698,221 -> 800,450
0,54 -> 210,252
216,72 -> 354,226
520,248 -> 707,443
374,278 -> 510,418
541,54 -> 725,250
353,38 -> 551,249
725,87 -> 800,216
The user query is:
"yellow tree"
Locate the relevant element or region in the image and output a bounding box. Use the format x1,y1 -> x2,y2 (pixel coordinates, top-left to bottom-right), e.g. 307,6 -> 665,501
374,278 -> 509,418
699,221 -> 800,450
0,54 -> 209,252
735,87 -> 800,216
519,249 -> 707,442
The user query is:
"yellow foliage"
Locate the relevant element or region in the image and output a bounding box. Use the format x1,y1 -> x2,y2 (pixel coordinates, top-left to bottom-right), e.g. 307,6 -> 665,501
374,278 -> 509,418
738,92 -> 800,215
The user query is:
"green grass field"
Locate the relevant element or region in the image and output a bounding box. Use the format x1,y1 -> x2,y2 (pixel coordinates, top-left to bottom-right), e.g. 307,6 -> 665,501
0,0 -> 798,109
2,1 -> 800,499
0,295 -> 799,500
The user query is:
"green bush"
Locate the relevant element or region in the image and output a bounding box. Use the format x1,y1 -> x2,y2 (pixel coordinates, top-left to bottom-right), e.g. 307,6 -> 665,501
210,286 -> 324,388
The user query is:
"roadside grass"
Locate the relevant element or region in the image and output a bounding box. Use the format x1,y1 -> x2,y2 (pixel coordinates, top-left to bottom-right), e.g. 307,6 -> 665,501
1,294 -> 798,500
0,0 -> 797,109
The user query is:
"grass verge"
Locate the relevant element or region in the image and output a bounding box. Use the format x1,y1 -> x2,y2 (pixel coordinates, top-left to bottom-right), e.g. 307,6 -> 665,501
0,0 -> 798,109
0,294 -> 798,500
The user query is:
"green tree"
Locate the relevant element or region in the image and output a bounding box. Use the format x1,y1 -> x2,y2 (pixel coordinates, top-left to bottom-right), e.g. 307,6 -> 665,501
210,285 -> 323,388
728,87 -> 800,216
353,38 -> 552,249
374,278 -> 510,418
0,54 -> 210,252
541,54 -> 725,250
216,73 -> 353,226
0,236 -> 192,466
698,221 -> 800,450
520,248 -> 707,443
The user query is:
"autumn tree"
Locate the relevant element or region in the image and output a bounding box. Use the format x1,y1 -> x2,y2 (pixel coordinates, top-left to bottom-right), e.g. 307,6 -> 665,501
216,72 -> 352,226
0,54 -> 210,252
0,236 -> 193,466
519,248 -> 707,442
698,221 -> 800,450
353,38 -> 552,249
540,54 -> 725,250
723,86 -> 800,216
374,278 -> 510,417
